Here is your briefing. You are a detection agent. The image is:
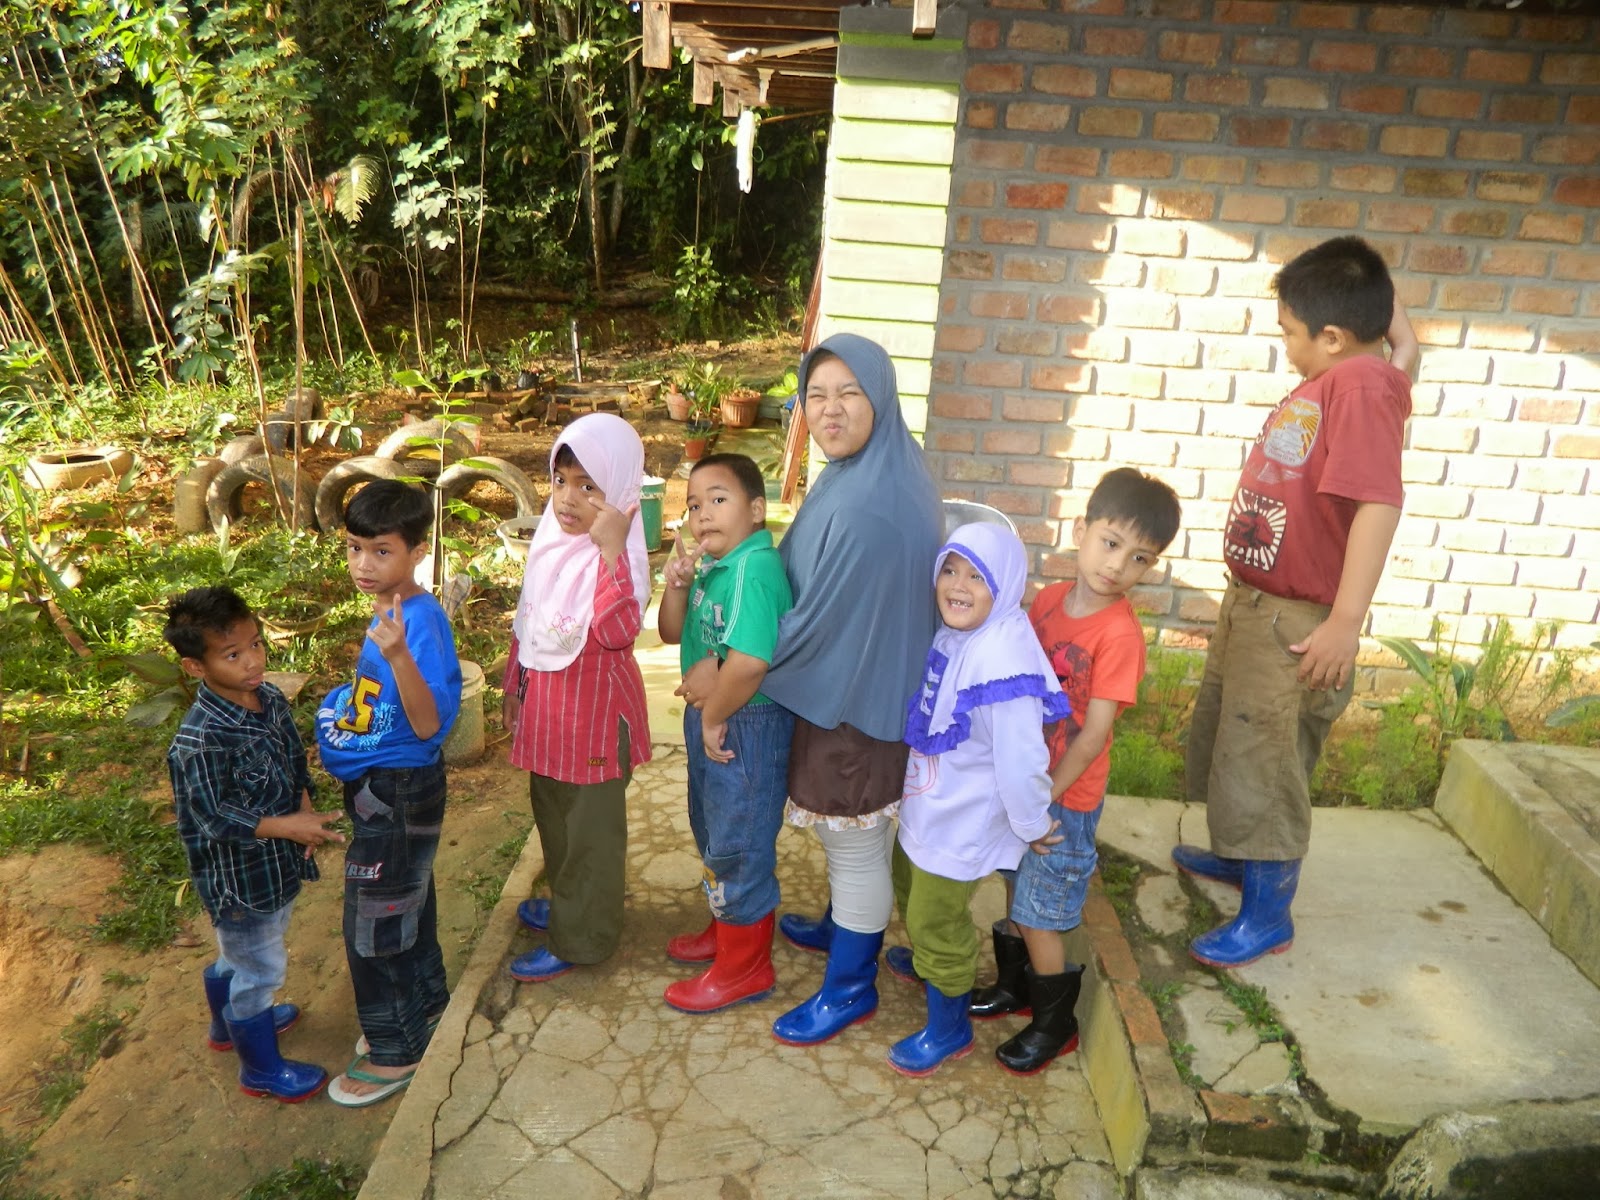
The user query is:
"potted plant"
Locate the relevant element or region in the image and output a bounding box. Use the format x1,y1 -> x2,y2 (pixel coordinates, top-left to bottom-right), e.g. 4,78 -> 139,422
720,385 -> 761,429
664,381 -> 691,421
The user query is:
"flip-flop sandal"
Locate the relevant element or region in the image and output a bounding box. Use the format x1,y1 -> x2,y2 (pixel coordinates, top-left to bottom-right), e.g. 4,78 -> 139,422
354,1013 -> 442,1059
327,1053 -> 415,1109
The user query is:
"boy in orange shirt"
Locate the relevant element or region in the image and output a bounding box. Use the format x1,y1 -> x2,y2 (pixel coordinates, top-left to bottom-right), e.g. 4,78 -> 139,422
973,468 -> 1181,1075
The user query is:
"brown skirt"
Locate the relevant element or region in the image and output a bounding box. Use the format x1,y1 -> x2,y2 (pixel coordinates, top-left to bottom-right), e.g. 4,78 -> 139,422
787,717 -> 910,819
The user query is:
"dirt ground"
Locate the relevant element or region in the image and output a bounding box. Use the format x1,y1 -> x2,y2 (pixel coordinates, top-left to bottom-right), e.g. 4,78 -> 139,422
0,323 -> 802,1198
0,754 -> 529,1199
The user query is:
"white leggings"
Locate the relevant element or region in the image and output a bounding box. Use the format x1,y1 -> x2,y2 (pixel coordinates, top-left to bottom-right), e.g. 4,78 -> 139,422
815,820 -> 898,935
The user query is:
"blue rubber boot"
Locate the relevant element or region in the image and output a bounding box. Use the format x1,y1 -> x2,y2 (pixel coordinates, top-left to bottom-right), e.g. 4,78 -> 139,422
1190,859 -> 1302,968
772,927 -> 883,1046
888,982 -> 975,1077
883,944 -> 922,985
516,897 -> 550,932
778,905 -> 834,954
226,1005 -> 326,1103
1171,844 -> 1245,889
509,946 -> 575,983
204,964 -> 299,1052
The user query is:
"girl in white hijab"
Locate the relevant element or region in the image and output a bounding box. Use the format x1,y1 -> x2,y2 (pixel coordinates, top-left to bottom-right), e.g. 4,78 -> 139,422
502,414 -> 652,983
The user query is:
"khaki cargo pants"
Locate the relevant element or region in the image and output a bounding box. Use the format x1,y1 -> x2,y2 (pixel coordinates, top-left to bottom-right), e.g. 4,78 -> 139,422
1185,579 -> 1353,862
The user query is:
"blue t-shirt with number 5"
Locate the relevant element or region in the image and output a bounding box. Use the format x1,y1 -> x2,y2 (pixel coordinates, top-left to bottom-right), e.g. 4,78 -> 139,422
316,592 -> 462,781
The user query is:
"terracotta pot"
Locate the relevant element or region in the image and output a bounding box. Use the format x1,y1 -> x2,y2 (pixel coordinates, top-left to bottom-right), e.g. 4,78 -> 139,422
665,386 -> 691,421
720,388 -> 760,429
684,436 -> 710,462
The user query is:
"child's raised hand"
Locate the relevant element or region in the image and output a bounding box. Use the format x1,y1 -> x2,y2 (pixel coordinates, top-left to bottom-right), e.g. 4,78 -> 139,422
702,718 -> 734,764
588,498 -> 635,562
1029,819 -> 1063,855
371,593 -> 409,662
664,526 -> 700,591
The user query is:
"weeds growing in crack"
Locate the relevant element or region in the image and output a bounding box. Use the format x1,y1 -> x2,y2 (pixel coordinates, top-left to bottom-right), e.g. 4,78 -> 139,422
1141,979 -> 1187,1023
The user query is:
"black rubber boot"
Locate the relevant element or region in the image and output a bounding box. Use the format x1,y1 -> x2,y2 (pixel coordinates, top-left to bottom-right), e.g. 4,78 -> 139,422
969,920 -> 1031,1020
995,966 -> 1083,1076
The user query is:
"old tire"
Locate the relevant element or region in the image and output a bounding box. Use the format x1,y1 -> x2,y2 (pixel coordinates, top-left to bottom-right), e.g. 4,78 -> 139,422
262,411 -> 306,454
206,455 -> 317,534
284,387 -> 321,421
315,455 -> 441,533
373,419 -> 476,466
23,446 -> 134,491
435,456 -> 541,518
218,435 -> 265,465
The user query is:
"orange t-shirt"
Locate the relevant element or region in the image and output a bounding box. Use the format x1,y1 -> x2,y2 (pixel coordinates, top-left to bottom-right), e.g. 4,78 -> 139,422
1028,583 -> 1145,813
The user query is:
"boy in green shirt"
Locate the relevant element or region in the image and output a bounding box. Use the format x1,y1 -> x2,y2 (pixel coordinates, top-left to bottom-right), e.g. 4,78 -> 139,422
658,453 -> 794,1014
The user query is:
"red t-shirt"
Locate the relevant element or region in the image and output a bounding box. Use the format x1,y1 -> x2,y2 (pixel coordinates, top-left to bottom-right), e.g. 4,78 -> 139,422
1029,584 -> 1146,813
1224,354 -> 1410,606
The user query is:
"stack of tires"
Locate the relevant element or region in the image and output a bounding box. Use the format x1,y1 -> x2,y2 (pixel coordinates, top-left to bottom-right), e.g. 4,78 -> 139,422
204,411 -> 540,537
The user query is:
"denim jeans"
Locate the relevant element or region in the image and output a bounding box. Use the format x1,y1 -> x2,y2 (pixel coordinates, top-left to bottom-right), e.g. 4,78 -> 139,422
1007,801 -> 1102,933
213,899 -> 295,1021
684,702 -> 793,926
342,761 -> 449,1067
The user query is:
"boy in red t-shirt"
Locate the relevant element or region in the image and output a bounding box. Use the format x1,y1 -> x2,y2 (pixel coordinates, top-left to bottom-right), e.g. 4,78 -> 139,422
973,468 -> 1181,1075
1173,235 -> 1417,970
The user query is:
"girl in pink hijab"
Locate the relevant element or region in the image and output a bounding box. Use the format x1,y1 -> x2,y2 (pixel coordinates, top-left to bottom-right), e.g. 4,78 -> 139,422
501,413 -> 652,983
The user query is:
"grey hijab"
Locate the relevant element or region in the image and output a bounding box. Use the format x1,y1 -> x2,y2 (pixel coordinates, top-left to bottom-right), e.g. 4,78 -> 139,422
761,333 -> 943,741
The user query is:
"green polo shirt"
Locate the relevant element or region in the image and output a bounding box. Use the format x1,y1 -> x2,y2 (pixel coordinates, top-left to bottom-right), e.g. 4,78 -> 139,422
681,529 -> 793,707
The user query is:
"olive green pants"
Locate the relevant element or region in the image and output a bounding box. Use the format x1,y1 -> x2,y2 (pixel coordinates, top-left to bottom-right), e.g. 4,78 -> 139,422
892,842 -> 981,998
529,721 -> 631,964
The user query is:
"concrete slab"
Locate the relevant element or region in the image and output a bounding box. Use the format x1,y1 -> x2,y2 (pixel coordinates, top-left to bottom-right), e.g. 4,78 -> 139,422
370,755 -> 1116,1200
1239,806 -> 1600,1134
1436,740 -> 1600,988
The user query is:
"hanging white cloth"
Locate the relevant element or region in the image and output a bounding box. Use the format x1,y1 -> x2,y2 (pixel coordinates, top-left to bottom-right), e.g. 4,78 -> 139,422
735,108 -> 758,194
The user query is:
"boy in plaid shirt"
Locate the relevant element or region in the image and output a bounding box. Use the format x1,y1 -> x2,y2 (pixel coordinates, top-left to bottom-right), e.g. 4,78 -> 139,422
166,585 -> 343,1103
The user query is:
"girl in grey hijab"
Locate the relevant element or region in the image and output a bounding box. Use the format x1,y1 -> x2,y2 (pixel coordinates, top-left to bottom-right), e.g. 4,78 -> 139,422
763,332 -> 943,1046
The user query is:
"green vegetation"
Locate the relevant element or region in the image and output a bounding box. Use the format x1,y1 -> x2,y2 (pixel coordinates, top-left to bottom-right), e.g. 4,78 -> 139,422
1105,629 -> 1595,811
1141,978 -> 1186,1024
1215,974 -> 1305,1081
1096,851 -> 1141,921
1106,646 -> 1194,801
238,1159 -> 363,1200
33,1006 -> 134,1122
1,0 -> 823,444
463,830 -> 533,916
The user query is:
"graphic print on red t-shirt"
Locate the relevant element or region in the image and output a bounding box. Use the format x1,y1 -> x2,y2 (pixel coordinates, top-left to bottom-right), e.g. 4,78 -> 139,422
1225,488 -> 1287,574
1045,640 -> 1092,749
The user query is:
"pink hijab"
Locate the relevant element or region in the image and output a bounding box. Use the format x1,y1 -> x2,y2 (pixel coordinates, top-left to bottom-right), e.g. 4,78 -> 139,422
512,413 -> 649,671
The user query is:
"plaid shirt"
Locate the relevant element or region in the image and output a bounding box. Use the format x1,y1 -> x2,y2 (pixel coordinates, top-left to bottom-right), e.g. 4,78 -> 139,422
168,681 -> 318,919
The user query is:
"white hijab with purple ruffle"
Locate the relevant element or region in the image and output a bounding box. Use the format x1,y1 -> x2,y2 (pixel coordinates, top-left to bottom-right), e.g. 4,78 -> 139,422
904,522 -> 1071,755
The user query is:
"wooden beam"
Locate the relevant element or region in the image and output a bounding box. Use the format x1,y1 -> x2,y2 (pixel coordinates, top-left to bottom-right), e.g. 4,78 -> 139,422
911,0 -> 936,37
726,35 -> 836,63
643,2 -> 673,68
692,56 -> 715,105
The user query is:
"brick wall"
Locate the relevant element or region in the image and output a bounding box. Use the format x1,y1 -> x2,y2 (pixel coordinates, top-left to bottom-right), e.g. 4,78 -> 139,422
926,0 -> 1600,672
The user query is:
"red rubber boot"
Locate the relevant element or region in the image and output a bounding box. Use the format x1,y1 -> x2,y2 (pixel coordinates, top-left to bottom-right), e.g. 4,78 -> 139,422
666,918 -> 717,964
663,913 -> 776,1013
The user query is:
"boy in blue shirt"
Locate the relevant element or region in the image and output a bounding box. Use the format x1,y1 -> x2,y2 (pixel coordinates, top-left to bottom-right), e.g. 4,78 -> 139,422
316,480 -> 462,1107
165,585 -> 342,1103
658,453 -> 795,1015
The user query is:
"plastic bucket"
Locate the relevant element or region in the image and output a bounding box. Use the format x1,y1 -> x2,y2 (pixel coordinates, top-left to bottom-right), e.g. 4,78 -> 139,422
443,660 -> 486,765
639,475 -> 666,551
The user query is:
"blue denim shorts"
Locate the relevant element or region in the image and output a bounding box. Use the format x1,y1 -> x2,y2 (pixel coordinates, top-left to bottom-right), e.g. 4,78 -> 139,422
1006,801 -> 1102,933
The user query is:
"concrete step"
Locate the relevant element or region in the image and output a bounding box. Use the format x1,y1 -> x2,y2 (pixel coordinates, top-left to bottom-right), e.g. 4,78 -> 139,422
1435,740 -> 1600,988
